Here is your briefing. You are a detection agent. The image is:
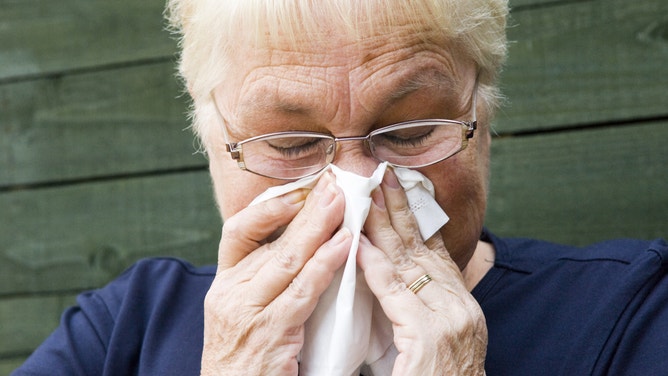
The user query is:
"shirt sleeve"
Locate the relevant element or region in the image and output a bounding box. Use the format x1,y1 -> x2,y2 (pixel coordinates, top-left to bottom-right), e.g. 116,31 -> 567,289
598,239 -> 668,374
11,268 -> 132,376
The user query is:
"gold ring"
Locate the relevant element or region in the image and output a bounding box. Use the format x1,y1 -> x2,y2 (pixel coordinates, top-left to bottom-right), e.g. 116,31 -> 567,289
408,274 -> 432,294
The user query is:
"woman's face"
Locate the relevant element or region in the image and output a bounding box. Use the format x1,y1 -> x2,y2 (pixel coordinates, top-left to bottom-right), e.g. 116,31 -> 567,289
207,30 -> 491,270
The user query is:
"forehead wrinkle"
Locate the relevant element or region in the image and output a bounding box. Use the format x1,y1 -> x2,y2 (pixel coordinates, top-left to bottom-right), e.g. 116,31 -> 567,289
236,69 -> 333,119
351,51 -> 461,118
228,67 -> 353,137
353,32 -> 458,85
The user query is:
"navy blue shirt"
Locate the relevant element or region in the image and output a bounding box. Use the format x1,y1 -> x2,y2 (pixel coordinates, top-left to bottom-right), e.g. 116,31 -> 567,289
13,231 -> 668,375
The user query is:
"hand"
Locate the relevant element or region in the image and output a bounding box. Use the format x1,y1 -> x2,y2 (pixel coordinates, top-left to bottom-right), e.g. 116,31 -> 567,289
201,172 -> 352,376
359,170 -> 487,375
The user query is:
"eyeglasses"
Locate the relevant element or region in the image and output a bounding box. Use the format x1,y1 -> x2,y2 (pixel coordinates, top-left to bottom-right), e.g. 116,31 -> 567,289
212,77 -> 478,180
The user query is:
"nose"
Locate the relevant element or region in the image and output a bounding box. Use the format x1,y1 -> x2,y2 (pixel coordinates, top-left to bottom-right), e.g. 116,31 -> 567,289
331,139 -> 380,177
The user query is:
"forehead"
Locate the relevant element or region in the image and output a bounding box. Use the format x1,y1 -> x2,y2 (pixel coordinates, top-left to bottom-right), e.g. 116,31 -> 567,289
218,31 -> 473,120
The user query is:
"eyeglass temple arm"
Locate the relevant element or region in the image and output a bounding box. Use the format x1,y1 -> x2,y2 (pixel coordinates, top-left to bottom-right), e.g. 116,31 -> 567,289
210,93 -> 242,159
465,71 -> 480,140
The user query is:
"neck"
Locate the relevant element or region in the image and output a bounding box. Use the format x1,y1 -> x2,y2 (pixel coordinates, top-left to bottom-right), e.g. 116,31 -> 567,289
461,240 -> 495,291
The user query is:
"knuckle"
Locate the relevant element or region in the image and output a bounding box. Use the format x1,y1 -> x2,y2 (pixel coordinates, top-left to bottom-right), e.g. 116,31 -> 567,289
263,196 -> 298,218
391,208 -> 416,231
301,214 -> 330,235
203,289 -> 219,311
387,273 -> 409,295
424,233 -> 445,251
409,241 -> 431,258
271,247 -> 300,271
285,274 -> 308,299
221,216 -> 244,239
450,297 -> 485,338
394,252 -> 417,273
283,204 -> 336,243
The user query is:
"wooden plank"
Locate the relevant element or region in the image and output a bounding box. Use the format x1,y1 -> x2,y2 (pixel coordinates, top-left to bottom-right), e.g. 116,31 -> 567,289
0,0 -> 175,81
0,293 -> 77,359
497,0 -> 668,133
0,358 -> 26,376
509,0 -> 579,9
0,170 -> 220,295
485,121 -> 668,245
0,62 -> 203,187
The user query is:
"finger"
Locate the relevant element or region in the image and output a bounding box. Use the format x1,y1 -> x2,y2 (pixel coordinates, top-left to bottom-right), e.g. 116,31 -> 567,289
364,184 -> 417,275
367,171 -> 463,284
248,171 -> 346,306
355,234 -> 432,302
379,169 -> 425,252
269,227 -> 352,326
363,170 -> 469,311
356,234 -> 424,320
217,188 -> 308,270
363,186 -> 441,301
419,234 -> 466,286
359,216 -> 464,313
358,235 -> 468,319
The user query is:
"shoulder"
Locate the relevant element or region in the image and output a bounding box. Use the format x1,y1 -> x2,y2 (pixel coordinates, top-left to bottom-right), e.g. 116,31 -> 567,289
87,257 -> 216,316
118,256 -> 216,278
13,258 -> 215,375
478,230 -> 668,345
106,257 -> 216,289
484,229 -> 668,274
81,258 -> 215,372
479,231 -> 668,375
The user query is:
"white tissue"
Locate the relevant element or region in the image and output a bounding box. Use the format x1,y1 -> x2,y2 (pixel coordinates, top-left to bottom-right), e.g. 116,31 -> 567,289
250,162 -> 449,375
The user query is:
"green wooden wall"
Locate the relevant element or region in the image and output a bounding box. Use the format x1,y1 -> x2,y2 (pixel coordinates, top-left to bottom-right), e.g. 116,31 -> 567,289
0,1 -> 220,373
1,0 -> 666,373
487,0 -> 667,243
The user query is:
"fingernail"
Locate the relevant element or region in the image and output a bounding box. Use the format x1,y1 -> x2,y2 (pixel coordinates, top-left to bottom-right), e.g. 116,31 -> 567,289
329,227 -> 351,246
383,170 -> 401,189
314,171 -> 332,193
317,173 -> 338,207
371,188 -> 386,210
280,189 -> 306,205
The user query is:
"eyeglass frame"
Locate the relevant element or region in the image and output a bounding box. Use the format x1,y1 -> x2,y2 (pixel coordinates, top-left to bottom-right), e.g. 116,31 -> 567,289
211,74 -> 479,180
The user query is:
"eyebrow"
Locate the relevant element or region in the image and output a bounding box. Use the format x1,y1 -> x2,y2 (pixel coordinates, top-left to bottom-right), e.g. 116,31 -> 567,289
388,69 -> 457,102
238,86 -> 314,120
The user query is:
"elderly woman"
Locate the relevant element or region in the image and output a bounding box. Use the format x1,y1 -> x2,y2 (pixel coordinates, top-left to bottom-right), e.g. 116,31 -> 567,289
13,0 -> 668,375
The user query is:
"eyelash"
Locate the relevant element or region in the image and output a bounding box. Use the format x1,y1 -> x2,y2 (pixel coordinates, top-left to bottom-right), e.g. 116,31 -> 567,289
268,139 -> 324,157
377,128 -> 435,147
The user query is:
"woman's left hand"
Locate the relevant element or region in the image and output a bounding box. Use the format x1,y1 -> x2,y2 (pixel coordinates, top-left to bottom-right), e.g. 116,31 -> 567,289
359,170 -> 487,376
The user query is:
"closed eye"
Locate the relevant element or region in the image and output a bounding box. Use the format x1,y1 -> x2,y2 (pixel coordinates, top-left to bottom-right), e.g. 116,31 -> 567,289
265,137 -> 328,158
375,127 -> 435,147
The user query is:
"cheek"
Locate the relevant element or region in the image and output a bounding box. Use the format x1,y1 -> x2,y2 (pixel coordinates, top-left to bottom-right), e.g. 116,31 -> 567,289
209,152 -> 276,220
425,155 -> 486,220
419,149 -> 488,268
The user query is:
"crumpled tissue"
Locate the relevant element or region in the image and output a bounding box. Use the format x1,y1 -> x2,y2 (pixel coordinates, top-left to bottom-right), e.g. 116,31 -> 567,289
250,162 -> 449,375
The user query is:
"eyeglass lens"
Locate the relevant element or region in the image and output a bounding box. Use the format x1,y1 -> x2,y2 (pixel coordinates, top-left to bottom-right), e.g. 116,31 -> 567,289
240,121 -> 466,179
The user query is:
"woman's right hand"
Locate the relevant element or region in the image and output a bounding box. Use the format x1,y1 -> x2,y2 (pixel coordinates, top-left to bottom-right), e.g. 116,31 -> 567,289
200,172 -> 351,376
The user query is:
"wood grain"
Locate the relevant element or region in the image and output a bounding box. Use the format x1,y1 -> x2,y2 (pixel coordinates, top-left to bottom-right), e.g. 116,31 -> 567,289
486,121 -> 668,245
498,0 -> 668,132
0,294 -> 77,358
0,0 -> 174,81
0,171 -> 220,296
0,62 -> 201,187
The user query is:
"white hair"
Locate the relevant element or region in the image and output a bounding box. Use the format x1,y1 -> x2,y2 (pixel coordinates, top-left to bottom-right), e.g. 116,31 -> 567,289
166,0 -> 508,147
